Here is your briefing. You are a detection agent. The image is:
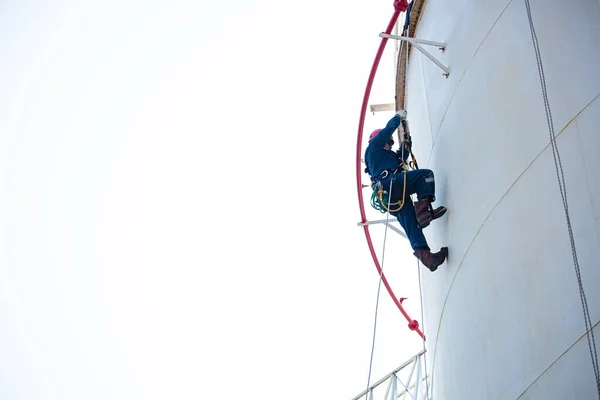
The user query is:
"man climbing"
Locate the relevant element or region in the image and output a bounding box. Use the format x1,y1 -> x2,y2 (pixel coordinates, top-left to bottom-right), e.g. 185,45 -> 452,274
364,110 -> 448,271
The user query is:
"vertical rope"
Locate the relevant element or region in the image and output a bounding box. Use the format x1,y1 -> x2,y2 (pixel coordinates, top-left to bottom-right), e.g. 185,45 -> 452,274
364,178 -> 395,398
417,259 -> 431,399
524,1 -> 600,397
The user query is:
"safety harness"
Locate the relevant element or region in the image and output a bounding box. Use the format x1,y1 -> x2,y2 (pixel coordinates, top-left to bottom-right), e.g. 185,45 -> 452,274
370,169 -> 407,213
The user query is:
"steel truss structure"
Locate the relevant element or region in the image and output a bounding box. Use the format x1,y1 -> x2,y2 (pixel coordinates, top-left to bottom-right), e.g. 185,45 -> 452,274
352,350 -> 430,400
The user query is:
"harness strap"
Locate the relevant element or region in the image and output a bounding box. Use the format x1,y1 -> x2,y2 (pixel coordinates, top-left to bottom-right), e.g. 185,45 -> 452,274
370,170 -> 408,213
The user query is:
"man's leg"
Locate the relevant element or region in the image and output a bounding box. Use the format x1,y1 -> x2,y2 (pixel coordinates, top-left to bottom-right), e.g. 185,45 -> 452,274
405,169 -> 447,228
392,171 -> 448,271
388,170 -> 436,244
387,173 -> 427,250
392,198 -> 448,272
392,199 -> 428,251
404,169 -> 435,199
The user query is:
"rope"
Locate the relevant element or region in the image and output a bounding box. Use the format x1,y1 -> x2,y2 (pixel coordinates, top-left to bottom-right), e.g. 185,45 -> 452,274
524,1 -> 600,397
405,5 -> 430,397
417,258 -> 431,399
364,177 -> 395,398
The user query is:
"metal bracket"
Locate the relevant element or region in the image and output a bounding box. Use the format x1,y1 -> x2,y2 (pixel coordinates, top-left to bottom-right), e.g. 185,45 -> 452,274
379,32 -> 449,77
358,218 -> 408,240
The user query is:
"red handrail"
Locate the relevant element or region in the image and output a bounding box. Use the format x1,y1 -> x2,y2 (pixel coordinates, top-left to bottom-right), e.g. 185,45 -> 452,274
355,0 -> 424,340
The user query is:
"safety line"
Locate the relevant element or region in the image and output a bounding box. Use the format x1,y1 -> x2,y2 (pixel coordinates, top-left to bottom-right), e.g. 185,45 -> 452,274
417,259 -> 431,399
405,7 -> 431,396
400,6 -> 433,397
403,9 -> 432,396
364,178 -> 395,398
524,1 -> 600,398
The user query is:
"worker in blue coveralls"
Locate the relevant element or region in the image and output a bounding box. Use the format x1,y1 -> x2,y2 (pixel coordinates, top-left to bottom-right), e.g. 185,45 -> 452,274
364,110 -> 448,271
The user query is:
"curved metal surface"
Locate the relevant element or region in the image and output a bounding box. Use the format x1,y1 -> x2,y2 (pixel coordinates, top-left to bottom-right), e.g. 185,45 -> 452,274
401,0 -> 600,398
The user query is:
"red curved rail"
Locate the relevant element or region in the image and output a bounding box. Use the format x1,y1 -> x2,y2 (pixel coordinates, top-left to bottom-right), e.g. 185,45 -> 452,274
355,1 -> 425,340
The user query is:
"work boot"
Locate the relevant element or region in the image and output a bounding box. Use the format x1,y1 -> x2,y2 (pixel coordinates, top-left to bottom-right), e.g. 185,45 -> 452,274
415,198 -> 447,228
432,205 -> 447,221
414,247 -> 448,272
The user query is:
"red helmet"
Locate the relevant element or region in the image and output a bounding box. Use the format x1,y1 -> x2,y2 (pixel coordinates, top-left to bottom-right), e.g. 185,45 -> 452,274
368,129 -> 394,145
368,129 -> 381,141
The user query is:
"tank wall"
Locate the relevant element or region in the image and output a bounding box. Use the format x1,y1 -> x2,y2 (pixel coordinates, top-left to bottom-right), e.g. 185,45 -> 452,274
404,0 -> 600,398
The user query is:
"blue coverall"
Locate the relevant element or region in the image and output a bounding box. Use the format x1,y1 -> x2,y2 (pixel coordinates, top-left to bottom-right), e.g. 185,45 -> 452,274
364,115 -> 436,251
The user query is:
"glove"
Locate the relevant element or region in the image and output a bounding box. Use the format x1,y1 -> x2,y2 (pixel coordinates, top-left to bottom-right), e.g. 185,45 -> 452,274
395,110 -> 407,121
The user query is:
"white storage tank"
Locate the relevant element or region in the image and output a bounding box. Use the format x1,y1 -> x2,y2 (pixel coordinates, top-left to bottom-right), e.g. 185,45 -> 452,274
401,0 -> 600,398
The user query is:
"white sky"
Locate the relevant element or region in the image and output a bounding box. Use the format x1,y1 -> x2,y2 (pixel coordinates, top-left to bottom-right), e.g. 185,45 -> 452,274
0,1 -> 427,398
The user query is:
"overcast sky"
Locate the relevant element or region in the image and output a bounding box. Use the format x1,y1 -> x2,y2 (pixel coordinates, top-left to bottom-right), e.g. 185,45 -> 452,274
0,1 -> 427,398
